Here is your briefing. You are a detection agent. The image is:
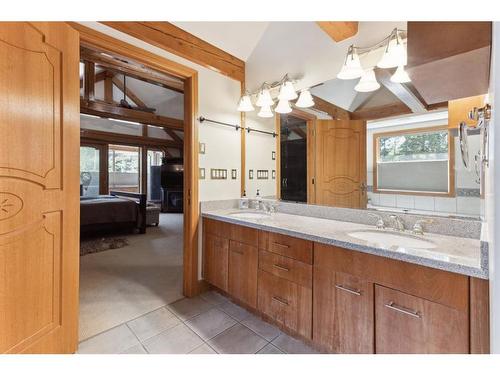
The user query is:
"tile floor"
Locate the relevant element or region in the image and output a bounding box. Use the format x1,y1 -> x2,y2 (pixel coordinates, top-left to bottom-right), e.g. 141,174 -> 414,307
78,290 -> 319,354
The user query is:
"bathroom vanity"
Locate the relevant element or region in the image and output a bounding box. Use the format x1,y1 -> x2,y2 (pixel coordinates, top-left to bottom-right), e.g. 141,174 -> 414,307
201,208 -> 489,354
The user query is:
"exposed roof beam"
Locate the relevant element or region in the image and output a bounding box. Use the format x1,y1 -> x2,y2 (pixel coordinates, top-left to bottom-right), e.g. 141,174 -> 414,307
164,129 -> 183,142
81,47 -> 184,93
311,95 -> 351,119
351,102 -> 412,121
81,129 -> 182,149
111,76 -> 148,108
317,22 -> 359,42
81,99 -> 184,130
104,71 -> 114,103
83,61 -> 95,101
291,127 -> 307,139
101,21 -> 245,82
375,69 -> 427,113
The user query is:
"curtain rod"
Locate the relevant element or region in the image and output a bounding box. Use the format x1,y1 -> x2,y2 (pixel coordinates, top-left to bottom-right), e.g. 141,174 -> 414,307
198,116 -> 277,138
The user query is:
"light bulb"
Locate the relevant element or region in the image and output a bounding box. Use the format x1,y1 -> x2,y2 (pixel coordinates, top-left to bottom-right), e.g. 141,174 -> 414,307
256,88 -> 274,107
237,94 -> 254,112
258,105 -> 274,118
295,89 -> 314,108
278,81 -> 298,100
390,65 -> 411,83
377,36 -> 407,69
275,98 -> 292,114
354,69 -> 380,92
337,47 -> 364,80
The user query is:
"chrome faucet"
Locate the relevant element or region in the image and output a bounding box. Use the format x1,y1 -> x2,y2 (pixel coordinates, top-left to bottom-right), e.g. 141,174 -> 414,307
412,219 -> 434,235
369,213 -> 385,229
389,214 -> 406,231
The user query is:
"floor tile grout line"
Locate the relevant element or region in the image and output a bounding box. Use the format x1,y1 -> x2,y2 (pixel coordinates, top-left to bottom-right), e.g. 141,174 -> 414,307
125,321 -> 150,354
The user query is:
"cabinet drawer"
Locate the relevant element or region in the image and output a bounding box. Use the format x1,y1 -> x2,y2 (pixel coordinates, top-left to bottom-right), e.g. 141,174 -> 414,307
259,250 -> 312,288
257,270 -> 312,339
203,233 -> 229,292
204,218 -> 231,237
262,232 -> 313,264
229,223 -> 259,247
228,240 -> 258,308
375,285 -> 468,353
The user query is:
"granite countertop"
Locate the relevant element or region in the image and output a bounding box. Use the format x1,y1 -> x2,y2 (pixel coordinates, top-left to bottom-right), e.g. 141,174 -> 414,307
202,209 -> 488,279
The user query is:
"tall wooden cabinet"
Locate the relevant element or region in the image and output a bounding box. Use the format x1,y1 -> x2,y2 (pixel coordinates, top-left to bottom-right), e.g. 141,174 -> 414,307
228,240 -> 258,308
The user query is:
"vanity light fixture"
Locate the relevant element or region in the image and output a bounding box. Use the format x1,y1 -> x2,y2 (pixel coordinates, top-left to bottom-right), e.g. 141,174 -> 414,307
337,28 -> 410,93
337,45 -> 364,80
295,89 -> 315,108
237,74 -> 316,115
237,93 -> 254,112
354,69 -> 380,92
275,98 -> 293,114
258,104 -> 274,118
390,65 -> 411,83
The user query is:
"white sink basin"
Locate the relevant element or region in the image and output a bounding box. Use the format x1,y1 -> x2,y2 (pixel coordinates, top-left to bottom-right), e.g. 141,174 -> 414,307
348,230 -> 436,249
229,211 -> 270,220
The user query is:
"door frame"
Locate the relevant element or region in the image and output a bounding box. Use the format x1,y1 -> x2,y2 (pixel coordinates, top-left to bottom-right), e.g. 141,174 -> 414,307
70,23 -> 201,297
275,108 -> 317,203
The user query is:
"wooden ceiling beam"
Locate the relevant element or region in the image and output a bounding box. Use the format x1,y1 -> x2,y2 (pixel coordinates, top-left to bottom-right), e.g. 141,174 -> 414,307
311,95 -> 351,120
101,21 -> 245,82
164,129 -> 183,143
81,129 -> 182,149
291,127 -> 307,139
351,102 -> 412,121
83,61 -> 95,101
317,22 -> 359,42
81,99 -> 184,130
375,69 -> 427,114
111,76 -> 148,108
81,47 -> 184,93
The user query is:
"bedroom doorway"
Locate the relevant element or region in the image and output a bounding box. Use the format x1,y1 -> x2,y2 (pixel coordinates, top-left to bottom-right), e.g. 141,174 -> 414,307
74,24 -> 200,344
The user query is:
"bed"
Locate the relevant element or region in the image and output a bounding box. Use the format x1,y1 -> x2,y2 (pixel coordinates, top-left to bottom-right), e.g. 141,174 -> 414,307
80,191 -> 147,236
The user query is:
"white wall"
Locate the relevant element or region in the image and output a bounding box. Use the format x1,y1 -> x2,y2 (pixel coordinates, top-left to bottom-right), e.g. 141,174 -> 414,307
367,113 -> 482,217
486,22 -> 499,354
245,112 -> 277,197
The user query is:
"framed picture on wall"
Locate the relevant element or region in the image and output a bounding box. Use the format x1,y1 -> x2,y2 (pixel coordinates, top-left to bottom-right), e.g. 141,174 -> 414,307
272,170 -> 276,179
231,169 -> 237,179
249,169 -> 254,179
199,168 -> 205,179
199,142 -> 206,154
272,151 -> 276,160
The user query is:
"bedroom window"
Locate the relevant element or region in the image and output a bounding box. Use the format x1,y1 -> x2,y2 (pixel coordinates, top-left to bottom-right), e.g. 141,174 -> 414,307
108,144 -> 141,193
80,146 -> 100,196
373,126 -> 454,196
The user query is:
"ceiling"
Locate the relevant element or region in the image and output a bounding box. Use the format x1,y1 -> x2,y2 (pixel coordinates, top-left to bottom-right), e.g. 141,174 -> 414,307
172,22 -> 270,61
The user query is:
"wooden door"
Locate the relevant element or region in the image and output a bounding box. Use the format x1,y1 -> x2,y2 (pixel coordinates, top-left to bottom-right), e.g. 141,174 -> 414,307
202,234 -> 229,292
314,120 -> 367,208
313,250 -> 374,353
375,285 -> 469,353
0,23 -> 80,353
228,240 -> 258,308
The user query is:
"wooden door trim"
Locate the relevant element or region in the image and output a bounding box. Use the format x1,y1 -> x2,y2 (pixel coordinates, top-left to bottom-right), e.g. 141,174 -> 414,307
71,22 -> 200,297
372,124 -> 455,197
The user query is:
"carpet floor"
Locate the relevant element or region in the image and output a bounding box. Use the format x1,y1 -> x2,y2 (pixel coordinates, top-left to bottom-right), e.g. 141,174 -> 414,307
79,213 -> 184,341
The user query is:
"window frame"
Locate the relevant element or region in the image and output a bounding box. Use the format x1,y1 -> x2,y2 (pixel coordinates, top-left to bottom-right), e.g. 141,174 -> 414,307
372,125 -> 455,197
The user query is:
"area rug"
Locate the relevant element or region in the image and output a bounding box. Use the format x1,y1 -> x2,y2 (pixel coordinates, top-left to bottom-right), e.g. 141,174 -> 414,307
80,237 -> 129,256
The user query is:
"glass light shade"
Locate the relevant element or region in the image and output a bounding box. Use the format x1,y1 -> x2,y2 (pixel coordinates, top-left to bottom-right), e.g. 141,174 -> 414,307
275,98 -> 292,114
354,69 -> 380,92
237,95 -> 254,112
257,105 -> 274,118
295,89 -> 314,108
390,65 -> 411,83
256,88 -> 274,107
337,50 -> 364,80
278,81 -> 298,100
377,37 -> 407,69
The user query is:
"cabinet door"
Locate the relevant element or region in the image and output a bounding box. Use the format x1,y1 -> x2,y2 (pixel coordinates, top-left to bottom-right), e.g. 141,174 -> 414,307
375,285 -> 469,353
258,270 -> 312,339
228,240 -> 258,308
313,269 -> 374,353
203,234 -> 229,292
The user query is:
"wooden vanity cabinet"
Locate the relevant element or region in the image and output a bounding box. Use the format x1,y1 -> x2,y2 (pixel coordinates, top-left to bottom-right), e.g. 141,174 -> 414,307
228,240 -> 258,308
375,285 -> 469,354
203,233 -> 229,292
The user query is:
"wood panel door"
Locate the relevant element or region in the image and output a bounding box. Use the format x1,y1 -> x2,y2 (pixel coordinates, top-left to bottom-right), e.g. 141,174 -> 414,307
202,233 -> 229,292
0,22 -> 80,354
314,120 -> 367,208
228,240 -> 258,308
375,285 -> 469,353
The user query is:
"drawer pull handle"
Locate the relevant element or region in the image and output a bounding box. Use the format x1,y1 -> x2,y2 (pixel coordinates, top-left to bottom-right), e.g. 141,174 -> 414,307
273,264 -> 289,272
335,284 -> 361,296
272,296 -> 289,306
272,242 -> 290,249
384,301 -> 421,319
